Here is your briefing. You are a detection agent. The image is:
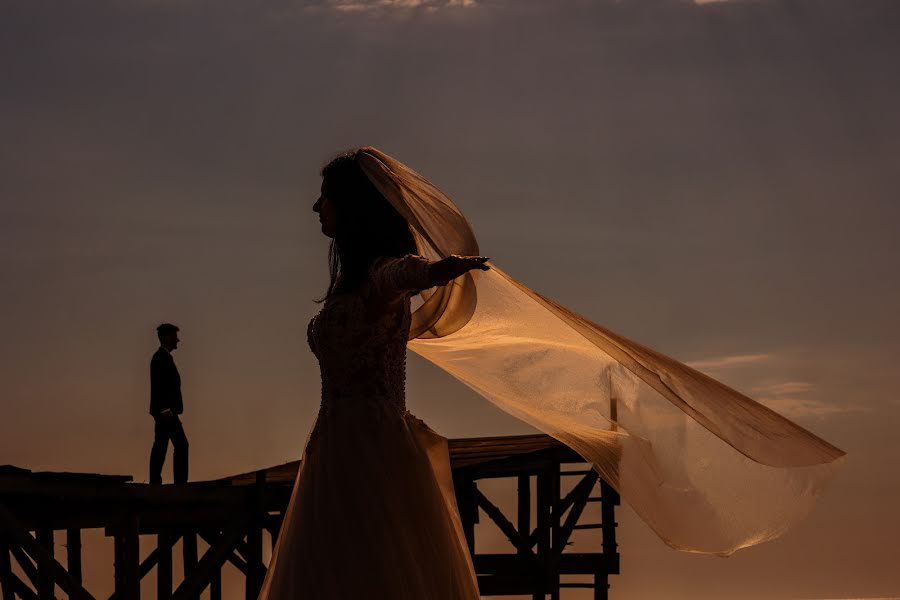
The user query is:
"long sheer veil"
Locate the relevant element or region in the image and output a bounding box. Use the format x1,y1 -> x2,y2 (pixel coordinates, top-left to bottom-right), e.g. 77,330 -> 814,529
357,147 -> 845,555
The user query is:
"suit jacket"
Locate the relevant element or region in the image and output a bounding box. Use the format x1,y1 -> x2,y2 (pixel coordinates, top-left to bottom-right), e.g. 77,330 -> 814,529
150,347 -> 183,417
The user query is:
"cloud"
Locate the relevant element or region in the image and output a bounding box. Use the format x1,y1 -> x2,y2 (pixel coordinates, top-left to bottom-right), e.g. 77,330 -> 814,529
751,381 -> 813,395
751,381 -> 866,418
688,359 -> 866,418
310,0 -> 476,12
756,396 -> 866,419
686,353 -> 771,371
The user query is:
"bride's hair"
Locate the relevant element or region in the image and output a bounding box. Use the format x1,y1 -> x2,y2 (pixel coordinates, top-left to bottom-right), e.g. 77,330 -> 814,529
318,150 -> 417,302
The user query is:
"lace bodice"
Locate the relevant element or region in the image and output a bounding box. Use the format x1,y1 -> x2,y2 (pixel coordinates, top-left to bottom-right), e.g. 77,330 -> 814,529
307,255 -> 432,420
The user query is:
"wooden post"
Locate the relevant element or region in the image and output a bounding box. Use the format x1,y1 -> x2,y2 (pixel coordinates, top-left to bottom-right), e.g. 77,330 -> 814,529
36,529 -> 53,600
114,533 -> 124,595
245,524 -> 263,599
534,469 -> 552,600
158,533 -> 173,600
601,393 -> 620,598
125,518 -> 141,600
114,517 -> 140,600
517,475 -> 530,557
66,529 -> 82,585
0,544 -> 14,600
210,567 -> 222,600
182,533 -> 198,598
550,463 -> 561,600
244,472 -> 266,600
600,480 -> 618,557
453,474 -> 477,557
594,572 -> 608,600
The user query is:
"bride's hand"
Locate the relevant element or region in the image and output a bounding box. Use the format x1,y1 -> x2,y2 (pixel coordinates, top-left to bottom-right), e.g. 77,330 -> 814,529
428,255 -> 490,287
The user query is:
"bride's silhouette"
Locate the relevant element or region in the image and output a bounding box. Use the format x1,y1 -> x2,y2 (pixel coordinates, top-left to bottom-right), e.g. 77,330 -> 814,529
258,152 -> 486,599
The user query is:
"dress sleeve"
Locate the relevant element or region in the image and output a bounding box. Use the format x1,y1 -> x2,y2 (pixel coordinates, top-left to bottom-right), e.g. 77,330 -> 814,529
370,254 -> 434,300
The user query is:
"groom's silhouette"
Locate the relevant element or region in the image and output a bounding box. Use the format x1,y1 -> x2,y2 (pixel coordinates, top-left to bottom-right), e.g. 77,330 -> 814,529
149,323 -> 189,484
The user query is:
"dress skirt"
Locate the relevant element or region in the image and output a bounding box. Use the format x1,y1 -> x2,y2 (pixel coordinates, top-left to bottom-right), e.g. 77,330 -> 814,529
258,406 -> 480,600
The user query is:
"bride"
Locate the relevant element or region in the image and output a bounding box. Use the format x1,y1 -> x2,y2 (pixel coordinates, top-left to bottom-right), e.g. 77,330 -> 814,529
258,151 -> 486,599
260,147 -> 845,598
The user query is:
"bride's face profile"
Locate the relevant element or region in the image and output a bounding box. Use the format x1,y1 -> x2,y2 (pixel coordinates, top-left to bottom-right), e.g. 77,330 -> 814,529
313,183 -> 338,238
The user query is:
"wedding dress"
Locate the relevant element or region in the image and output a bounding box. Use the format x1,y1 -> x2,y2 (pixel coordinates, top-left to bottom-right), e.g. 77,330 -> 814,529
258,254 -> 480,600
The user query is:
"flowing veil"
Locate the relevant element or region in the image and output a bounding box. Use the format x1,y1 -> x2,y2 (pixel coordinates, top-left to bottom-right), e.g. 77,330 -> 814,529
358,147 -> 845,555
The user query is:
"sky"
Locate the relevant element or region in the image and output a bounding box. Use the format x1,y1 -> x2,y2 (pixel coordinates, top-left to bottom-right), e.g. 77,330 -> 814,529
1,0 -> 899,598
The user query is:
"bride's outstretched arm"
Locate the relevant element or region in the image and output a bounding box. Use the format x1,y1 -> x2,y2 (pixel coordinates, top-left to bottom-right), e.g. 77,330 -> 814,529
427,255 -> 490,287
371,254 -> 489,298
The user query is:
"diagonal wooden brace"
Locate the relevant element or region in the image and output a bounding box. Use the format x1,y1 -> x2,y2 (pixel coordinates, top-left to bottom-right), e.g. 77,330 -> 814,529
171,522 -> 247,600
0,568 -> 38,600
106,533 -> 184,600
474,488 -> 538,558
9,545 -> 38,586
197,532 -> 248,575
553,471 -> 599,557
0,504 -> 95,600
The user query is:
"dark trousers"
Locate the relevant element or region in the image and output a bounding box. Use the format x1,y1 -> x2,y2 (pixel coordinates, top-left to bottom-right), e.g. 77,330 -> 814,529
149,415 -> 189,484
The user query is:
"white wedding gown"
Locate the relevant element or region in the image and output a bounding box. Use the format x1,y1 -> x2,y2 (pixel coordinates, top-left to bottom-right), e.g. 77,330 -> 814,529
258,255 -> 480,600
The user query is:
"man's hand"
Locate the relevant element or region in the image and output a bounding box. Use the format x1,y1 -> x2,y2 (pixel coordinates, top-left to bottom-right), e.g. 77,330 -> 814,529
428,255 -> 490,288
159,408 -> 176,422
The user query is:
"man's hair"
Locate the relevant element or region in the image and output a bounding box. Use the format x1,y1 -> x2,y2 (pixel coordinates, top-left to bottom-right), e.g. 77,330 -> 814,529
156,323 -> 179,340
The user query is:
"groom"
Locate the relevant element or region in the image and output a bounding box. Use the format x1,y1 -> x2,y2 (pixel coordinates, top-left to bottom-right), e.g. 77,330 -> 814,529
149,323 -> 189,484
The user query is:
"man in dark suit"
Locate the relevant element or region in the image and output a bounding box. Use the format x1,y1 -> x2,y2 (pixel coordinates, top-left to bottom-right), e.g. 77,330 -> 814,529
149,323 -> 189,484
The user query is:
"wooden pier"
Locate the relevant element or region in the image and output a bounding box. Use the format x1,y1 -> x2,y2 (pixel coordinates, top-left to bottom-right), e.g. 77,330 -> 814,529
0,434 -> 619,599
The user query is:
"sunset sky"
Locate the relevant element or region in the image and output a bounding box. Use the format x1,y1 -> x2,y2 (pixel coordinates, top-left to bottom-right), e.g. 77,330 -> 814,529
1,0 -> 899,598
